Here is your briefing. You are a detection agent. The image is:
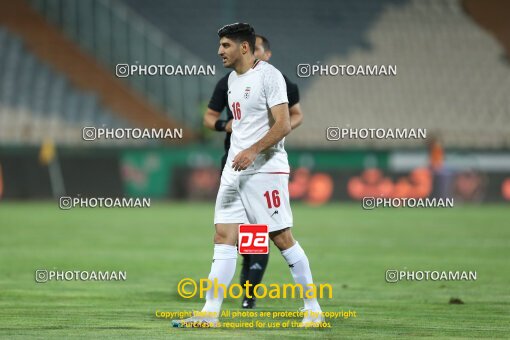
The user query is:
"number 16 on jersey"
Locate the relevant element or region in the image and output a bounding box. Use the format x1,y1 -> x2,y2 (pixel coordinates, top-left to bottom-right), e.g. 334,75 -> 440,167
231,101 -> 241,120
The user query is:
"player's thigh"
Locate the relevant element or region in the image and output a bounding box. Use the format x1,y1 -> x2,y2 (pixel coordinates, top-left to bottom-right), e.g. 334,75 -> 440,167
214,171 -> 248,226
239,173 -> 293,232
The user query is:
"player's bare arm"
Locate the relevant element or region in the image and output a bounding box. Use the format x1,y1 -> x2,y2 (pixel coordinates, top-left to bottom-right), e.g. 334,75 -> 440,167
203,108 -> 233,133
232,103 -> 291,171
289,103 -> 303,129
203,108 -> 221,130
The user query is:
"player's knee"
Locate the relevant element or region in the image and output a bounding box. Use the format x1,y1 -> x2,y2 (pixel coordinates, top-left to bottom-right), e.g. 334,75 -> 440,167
269,228 -> 295,251
214,231 -> 231,245
273,238 -> 295,251
214,225 -> 237,245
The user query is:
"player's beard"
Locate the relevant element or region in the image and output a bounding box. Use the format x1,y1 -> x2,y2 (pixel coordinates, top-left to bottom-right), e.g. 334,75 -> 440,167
222,54 -> 239,69
223,57 -> 233,68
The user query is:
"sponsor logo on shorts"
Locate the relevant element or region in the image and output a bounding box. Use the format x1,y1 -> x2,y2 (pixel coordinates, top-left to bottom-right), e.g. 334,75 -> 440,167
238,224 -> 269,254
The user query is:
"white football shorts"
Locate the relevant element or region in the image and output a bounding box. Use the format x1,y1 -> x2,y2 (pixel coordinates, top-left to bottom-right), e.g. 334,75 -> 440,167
214,168 -> 293,233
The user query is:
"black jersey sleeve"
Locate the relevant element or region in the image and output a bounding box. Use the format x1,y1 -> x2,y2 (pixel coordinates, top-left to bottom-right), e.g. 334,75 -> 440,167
208,74 -> 230,112
283,75 -> 300,108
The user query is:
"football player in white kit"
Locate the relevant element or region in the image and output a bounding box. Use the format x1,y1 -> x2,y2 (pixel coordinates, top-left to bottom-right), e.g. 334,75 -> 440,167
172,23 -> 323,328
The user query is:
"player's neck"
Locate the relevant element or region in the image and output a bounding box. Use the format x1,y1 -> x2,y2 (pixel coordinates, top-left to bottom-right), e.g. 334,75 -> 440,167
234,55 -> 257,75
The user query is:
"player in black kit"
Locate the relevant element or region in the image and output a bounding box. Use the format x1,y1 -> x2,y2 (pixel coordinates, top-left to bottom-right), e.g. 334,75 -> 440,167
203,34 -> 303,309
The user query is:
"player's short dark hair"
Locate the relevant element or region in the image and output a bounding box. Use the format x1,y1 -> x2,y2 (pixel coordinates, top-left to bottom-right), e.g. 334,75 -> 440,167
256,34 -> 271,52
217,23 -> 256,53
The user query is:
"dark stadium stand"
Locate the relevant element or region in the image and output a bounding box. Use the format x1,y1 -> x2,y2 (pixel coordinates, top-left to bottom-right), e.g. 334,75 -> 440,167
28,0 -> 217,130
2,0 -> 509,148
0,0 -> 192,145
0,27 -> 132,145
285,0 -> 510,149
117,0 -> 510,148
121,0 -> 408,84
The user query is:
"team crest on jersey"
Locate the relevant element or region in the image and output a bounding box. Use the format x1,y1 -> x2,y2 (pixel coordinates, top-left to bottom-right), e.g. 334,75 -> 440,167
244,86 -> 251,99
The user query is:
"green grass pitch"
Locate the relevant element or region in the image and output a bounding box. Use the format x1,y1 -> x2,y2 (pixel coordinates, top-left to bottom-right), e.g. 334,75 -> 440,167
0,202 -> 509,339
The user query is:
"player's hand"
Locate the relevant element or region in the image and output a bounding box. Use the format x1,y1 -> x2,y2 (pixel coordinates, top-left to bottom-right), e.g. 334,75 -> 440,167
232,147 -> 258,171
225,119 -> 233,133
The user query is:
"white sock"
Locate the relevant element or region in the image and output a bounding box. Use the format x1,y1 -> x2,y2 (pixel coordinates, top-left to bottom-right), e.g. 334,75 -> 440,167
281,241 -> 322,311
201,244 -> 237,315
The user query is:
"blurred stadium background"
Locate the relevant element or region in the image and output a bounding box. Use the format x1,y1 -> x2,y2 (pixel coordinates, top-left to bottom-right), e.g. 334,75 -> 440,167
1,0 -> 509,338
0,0 -> 509,202
0,0 -> 510,204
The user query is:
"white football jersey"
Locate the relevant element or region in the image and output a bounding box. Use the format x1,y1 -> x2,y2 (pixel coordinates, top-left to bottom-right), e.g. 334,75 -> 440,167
226,60 -> 289,174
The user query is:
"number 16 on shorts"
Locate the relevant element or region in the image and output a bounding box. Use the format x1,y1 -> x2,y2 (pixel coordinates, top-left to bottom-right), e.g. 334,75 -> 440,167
238,224 -> 269,254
